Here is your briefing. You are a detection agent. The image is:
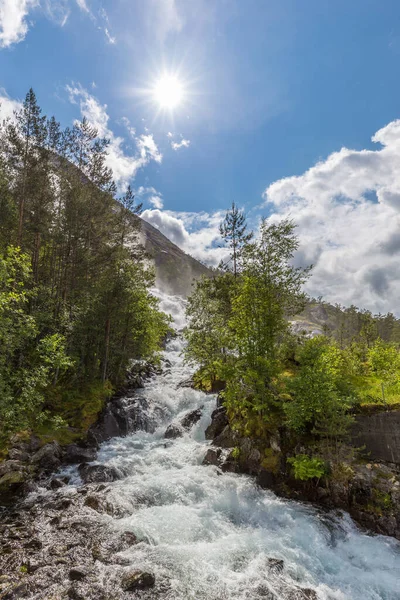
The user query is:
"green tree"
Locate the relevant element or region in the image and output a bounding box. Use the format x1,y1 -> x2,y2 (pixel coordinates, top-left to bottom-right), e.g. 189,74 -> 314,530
219,202 -> 253,277
284,337 -> 356,444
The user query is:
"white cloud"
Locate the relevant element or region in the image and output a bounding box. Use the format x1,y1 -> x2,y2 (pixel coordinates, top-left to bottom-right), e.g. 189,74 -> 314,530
43,1 -> 70,27
0,0 -> 38,48
67,84 -> 162,190
0,89 -> 22,121
171,138 -> 191,151
136,186 -> 164,209
75,0 -> 89,13
148,195 -> 164,209
263,119 -> 400,314
99,7 -> 116,45
167,131 -> 173,138
141,208 -> 227,266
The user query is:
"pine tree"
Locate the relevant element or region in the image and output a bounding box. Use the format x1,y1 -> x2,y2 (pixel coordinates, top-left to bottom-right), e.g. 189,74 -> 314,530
219,202 -> 252,277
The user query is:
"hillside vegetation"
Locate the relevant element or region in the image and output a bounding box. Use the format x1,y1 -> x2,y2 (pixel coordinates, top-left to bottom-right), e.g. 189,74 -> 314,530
0,89 -> 171,451
185,204 -> 400,481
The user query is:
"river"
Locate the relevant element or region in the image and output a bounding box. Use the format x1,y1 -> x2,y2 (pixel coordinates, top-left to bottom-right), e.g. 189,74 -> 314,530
2,291 -> 399,599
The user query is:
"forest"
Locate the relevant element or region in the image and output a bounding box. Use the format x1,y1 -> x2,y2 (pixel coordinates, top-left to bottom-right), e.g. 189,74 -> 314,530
0,89 -> 170,451
184,204 -> 400,479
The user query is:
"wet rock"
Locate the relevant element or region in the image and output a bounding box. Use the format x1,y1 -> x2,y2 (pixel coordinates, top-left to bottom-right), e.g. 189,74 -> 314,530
267,558 -> 284,573
64,444 -> 97,464
31,442 -> 62,472
212,425 -> 239,448
69,567 -> 87,581
255,585 -> 277,599
121,570 -> 155,591
205,407 -> 228,440
84,495 -> 102,511
49,477 -> 66,490
180,407 -> 203,429
67,586 -> 86,600
83,494 -> 116,516
203,448 -> 222,466
24,538 -> 42,550
177,377 -> 195,389
7,448 -> 30,462
2,582 -> 29,599
296,589 -> 318,600
164,424 -> 183,439
0,469 -> 31,502
0,460 -> 27,478
78,463 -> 122,484
120,531 -> 138,548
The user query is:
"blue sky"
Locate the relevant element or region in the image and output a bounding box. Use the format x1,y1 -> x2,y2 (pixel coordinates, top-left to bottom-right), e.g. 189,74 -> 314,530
1,0 -> 400,313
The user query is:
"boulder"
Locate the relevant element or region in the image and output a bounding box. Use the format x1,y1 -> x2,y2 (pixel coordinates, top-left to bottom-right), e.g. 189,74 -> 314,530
180,407 -> 203,429
121,571 -> 155,591
203,448 -> 222,466
49,477 -> 66,490
0,470 -> 30,502
212,425 -> 239,448
164,424 -> 183,439
78,464 -> 122,484
64,444 -> 97,464
205,407 -> 228,440
177,377 -> 195,389
267,558 -> 284,573
119,531 -> 138,549
31,442 -> 62,472
7,448 -> 30,462
69,567 -> 87,581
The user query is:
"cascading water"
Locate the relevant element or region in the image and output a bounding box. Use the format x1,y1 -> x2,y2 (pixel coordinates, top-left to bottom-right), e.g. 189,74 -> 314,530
3,291 -> 399,599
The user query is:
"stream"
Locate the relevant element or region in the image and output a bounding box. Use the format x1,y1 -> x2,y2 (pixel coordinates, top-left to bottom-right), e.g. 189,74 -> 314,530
1,291 -> 399,599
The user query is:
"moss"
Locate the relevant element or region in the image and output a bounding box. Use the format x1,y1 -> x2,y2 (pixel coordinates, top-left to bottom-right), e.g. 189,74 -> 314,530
372,488 -> 393,512
329,462 -> 354,484
261,448 -> 280,474
35,380 -> 112,446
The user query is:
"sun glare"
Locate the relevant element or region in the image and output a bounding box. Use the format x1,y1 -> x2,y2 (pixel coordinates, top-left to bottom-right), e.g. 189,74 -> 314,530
153,75 -> 184,109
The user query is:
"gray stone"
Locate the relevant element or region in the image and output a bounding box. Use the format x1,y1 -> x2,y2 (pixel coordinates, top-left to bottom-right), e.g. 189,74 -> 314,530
202,448 -> 222,466
212,425 -> 239,448
31,442 -> 62,471
64,444 -> 97,464
78,464 -> 122,484
205,407 -> 228,440
164,424 -> 183,439
180,407 -> 203,429
69,567 -> 87,581
121,571 -> 155,591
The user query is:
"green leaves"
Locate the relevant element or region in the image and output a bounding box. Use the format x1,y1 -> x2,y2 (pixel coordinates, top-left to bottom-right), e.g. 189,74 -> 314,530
287,454 -> 326,481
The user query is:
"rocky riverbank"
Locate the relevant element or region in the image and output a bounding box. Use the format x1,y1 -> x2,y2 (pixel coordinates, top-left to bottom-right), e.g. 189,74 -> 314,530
0,360 -> 161,507
204,404 -> 400,540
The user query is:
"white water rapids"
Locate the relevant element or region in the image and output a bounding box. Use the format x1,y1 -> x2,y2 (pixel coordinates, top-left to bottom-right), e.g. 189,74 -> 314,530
60,291 -> 399,599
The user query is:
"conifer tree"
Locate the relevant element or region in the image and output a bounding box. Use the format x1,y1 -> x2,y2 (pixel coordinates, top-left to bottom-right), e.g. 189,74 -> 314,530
219,202 -> 252,277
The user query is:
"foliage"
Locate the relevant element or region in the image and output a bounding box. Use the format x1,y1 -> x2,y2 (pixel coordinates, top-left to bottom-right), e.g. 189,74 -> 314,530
287,454 -> 326,481
219,202 -> 252,276
0,88 -> 170,444
283,337 -> 356,441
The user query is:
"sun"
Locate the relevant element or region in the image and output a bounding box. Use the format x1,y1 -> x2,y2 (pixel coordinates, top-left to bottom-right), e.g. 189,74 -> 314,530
153,75 -> 184,109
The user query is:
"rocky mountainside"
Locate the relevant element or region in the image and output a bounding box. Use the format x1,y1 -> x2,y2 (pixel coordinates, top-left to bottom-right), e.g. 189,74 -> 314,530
139,217 -> 213,297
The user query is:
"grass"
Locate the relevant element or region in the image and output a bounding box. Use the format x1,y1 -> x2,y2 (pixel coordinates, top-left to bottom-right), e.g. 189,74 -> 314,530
351,374 -> 400,408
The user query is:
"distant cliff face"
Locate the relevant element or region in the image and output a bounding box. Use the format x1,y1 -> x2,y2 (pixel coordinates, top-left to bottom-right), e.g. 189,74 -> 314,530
139,217 -> 213,297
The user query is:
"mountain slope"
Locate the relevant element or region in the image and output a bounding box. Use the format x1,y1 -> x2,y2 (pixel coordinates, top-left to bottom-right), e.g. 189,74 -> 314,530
139,217 -> 213,297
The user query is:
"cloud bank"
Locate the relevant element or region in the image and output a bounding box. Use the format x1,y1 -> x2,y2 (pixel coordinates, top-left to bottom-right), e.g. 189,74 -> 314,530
0,0 -> 37,48
263,119 -> 400,314
0,0 -> 115,48
141,209 -> 227,266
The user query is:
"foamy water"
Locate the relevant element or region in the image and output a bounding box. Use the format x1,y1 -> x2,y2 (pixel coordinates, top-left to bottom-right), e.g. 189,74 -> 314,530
63,290 -> 400,599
